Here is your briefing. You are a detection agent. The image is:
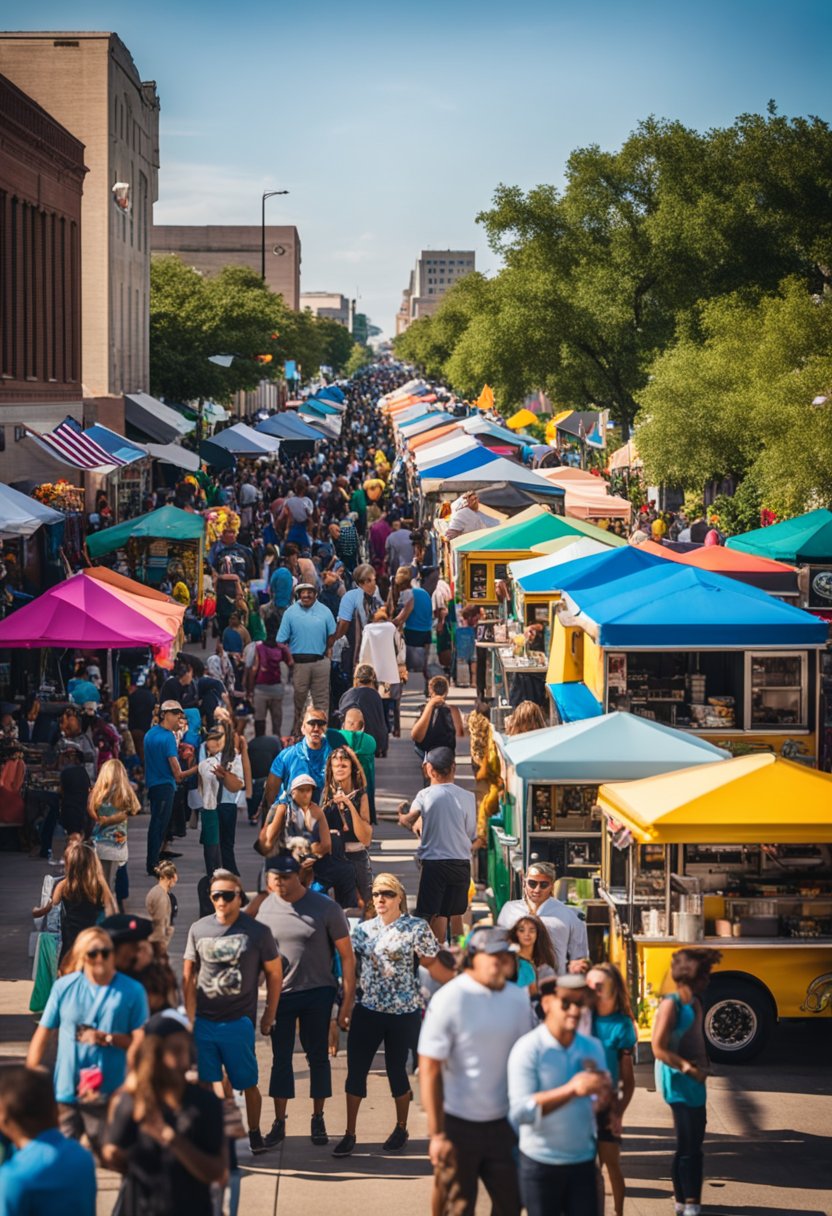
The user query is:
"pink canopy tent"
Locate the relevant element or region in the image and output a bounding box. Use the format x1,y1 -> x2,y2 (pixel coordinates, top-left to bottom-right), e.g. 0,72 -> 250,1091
0,571 -> 182,649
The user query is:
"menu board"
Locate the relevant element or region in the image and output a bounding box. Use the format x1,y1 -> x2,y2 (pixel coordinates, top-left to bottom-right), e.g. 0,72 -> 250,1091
530,784 -> 600,832
469,562 -> 488,599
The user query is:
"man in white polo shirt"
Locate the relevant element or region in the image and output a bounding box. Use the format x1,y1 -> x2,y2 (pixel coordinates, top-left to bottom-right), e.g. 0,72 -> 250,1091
418,926 -> 533,1216
497,861 -> 589,974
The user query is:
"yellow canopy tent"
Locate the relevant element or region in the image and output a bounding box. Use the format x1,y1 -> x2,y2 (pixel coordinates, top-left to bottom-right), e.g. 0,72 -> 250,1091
506,408 -> 537,431
598,753 -> 832,845
475,385 -> 495,412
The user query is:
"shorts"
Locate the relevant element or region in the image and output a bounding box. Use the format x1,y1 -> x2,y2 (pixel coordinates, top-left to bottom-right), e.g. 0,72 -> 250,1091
194,1015 -> 258,1090
416,858 -> 471,919
404,629 -> 432,648
595,1107 -> 621,1144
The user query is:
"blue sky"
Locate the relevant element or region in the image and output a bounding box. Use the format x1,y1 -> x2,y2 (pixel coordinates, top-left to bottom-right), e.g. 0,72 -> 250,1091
8,0 -> 832,334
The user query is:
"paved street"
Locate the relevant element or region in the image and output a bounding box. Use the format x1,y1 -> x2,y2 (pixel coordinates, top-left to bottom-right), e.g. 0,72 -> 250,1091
1,675 -> 830,1214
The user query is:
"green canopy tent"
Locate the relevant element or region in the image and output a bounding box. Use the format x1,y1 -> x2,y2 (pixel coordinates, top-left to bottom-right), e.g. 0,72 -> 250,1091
452,509 -> 627,554
86,505 -> 206,601
726,509 -> 832,563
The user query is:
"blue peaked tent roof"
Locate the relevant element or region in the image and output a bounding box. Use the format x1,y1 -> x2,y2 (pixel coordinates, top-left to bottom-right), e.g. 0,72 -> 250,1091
316,385 -> 345,403
498,711 -> 730,781
84,424 -> 147,465
256,414 -> 321,441
565,564 -> 829,648
301,397 -> 339,416
417,446 -> 501,478
398,413 -> 452,437
518,543 -> 665,594
547,682 -> 604,723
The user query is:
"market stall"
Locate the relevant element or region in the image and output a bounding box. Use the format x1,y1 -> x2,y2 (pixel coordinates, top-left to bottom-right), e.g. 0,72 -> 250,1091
488,712 -> 729,937
85,505 -> 206,601
638,539 -> 800,598
549,560 -> 829,761
598,752 -> 832,1060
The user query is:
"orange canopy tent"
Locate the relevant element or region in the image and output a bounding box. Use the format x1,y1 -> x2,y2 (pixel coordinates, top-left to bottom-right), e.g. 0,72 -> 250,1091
407,422 -> 462,450
634,539 -> 798,594
83,567 -> 187,640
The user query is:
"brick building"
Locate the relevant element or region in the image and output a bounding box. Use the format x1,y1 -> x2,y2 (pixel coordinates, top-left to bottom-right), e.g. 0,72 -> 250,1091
152,224 -> 301,310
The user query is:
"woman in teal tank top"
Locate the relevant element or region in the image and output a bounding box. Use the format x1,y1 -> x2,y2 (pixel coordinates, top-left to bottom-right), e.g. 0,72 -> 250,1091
652,948 -> 722,1216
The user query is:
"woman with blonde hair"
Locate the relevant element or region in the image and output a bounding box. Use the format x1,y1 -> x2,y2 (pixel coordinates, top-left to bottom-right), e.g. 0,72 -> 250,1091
505,700 -> 546,736
332,873 -> 453,1158
88,758 -> 141,891
32,838 -> 117,965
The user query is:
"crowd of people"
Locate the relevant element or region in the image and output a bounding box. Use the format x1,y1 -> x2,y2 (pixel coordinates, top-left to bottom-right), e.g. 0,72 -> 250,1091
1,365 -> 722,1216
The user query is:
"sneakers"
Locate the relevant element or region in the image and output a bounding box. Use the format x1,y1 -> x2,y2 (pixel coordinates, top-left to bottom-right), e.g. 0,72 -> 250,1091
263,1118 -> 286,1149
331,1133 -> 356,1157
383,1124 -> 409,1152
248,1129 -> 267,1155
310,1113 -> 328,1145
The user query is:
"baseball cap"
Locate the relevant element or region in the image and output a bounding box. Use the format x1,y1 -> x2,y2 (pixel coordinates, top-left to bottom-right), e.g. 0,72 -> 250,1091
160,700 -> 184,714
289,772 -> 317,793
265,852 -> 301,874
99,914 -> 153,944
537,968 -> 588,995
424,746 -> 455,772
465,926 -> 518,956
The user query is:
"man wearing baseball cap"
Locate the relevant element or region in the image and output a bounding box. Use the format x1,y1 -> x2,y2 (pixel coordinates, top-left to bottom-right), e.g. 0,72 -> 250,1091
143,702 -> 198,876
508,971 -> 611,1215
418,926 -> 534,1215
398,747 -> 477,943
277,583 -> 337,734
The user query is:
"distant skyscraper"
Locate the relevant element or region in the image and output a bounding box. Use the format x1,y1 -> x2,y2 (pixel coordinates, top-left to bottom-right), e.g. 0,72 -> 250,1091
396,249 -> 475,332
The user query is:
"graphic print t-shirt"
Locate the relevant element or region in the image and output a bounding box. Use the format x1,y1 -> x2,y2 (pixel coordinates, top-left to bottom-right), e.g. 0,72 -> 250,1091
184,912 -> 278,1024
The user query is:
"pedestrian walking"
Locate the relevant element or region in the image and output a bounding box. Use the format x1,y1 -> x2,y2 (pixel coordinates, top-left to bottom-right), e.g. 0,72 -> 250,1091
652,948 -> 722,1216
418,926 -> 533,1216
507,915 -> 558,993
338,664 -> 389,757
197,725 -> 244,876
587,963 -> 638,1216
334,564 -> 383,679
410,676 -> 464,765
321,744 -> 373,908
0,1066 -> 96,1216
277,584 -> 336,733
31,838 -> 117,964
88,759 -> 141,892
332,873 -> 452,1158
260,708 -> 332,812
507,971 -> 611,1216
497,861 -> 589,975
390,567 -> 433,694
26,927 -> 148,1154
145,861 -> 179,950
398,747 -> 477,943
182,869 -> 282,1157
252,853 -> 355,1148
251,620 -> 293,737
102,1014 -> 226,1216
357,606 -> 406,735
143,702 -> 197,876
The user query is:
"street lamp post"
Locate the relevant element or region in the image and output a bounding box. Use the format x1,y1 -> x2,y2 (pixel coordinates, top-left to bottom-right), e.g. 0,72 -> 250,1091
261,189 -> 289,281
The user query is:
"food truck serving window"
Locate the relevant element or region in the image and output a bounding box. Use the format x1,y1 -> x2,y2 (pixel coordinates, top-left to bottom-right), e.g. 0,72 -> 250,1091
745,652 -> 808,730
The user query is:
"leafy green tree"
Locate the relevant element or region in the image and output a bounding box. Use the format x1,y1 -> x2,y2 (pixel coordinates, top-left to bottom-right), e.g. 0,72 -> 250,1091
317,319 -> 354,374
345,343 -> 373,377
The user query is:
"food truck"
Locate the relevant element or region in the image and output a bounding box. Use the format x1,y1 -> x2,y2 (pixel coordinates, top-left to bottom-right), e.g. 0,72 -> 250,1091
548,559 -> 829,762
488,713 -> 729,957
598,753 -> 832,1061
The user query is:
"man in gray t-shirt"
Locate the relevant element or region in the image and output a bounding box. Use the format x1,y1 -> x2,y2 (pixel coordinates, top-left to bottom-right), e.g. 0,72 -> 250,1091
251,853 -> 356,1148
182,870 -> 282,1157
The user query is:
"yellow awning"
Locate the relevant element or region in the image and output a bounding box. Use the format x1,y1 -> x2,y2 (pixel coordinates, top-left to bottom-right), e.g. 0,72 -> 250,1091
599,753 -> 832,844
505,408 -> 537,431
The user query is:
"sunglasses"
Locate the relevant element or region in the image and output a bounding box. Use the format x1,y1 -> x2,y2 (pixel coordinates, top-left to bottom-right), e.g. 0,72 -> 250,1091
373,889 -> 398,900
305,720 -> 326,729
210,890 -> 239,903
559,996 -> 589,1011
526,879 -> 552,890
85,947 -> 113,960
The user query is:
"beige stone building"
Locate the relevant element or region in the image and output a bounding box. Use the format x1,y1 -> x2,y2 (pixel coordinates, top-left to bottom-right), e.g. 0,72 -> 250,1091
396,249 -> 475,331
0,31 -> 160,400
300,291 -> 350,327
152,225 -> 301,310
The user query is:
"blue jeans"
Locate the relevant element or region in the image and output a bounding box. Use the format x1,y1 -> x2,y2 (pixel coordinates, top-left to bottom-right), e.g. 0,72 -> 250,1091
146,783 -> 175,874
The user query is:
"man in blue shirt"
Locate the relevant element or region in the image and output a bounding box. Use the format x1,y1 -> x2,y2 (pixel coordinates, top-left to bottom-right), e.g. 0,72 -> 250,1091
268,559 -> 295,629
508,971 -> 611,1216
277,585 -> 336,734
143,702 -> 197,875
333,564 -> 382,679
0,1067 -> 96,1216
260,710 -> 332,814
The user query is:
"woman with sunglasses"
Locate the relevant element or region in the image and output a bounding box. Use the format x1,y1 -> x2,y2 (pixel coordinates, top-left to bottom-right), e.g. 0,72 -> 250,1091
586,963 -> 638,1216
332,873 -> 452,1158
26,926 -> 149,1155
321,746 -> 373,911
103,1014 -> 226,1216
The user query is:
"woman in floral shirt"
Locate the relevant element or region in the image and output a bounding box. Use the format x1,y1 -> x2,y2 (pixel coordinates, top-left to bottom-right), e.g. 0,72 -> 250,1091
331,873 -> 453,1158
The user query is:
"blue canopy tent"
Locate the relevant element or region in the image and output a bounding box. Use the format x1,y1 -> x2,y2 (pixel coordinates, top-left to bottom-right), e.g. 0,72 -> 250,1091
84,425 -> 147,465
256,414 -> 322,442
316,385 -> 345,404
420,449 -> 566,499
299,397 -> 339,417
546,682 -> 605,723
418,446 -> 502,479
521,543 -> 667,595
311,391 -> 346,412
396,411 -> 444,433
499,711 -> 730,782
564,564 -> 829,648
204,423 -> 281,457
398,413 -> 453,438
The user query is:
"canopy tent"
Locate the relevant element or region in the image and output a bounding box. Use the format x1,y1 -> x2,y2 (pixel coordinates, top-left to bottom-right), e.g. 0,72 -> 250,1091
499,711 -> 729,782
125,393 -> 194,444
562,487 -> 632,522
143,443 -> 201,472
206,423 -> 281,457
419,451 -> 566,499
461,416 -> 530,446
726,509 -> 832,563
521,540 -> 664,595
83,425 -> 148,466
86,505 -> 205,559
505,408 -> 538,431
549,410 -> 606,446
0,569 -> 184,649
416,436 -> 480,468
0,482 -> 64,539
636,542 -> 799,595
82,567 -> 186,640
608,440 -> 642,471
539,467 -> 601,484
299,396 -> 340,417
255,414 -> 322,443
316,384 -> 345,404
405,420 -> 460,447
509,537 -> 611,584
564,563 -> 828,649
24,418 -> 139,474
546,682 -> 605,723
598,753 -> 832,844
477,483 -> 540,512
394,410 -> 443,434
298,412 -> 342,439
199,440 -> 237,471
452,506 -> 624,554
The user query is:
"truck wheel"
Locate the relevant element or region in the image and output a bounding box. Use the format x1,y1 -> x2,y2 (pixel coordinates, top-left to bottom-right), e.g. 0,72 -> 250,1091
702,979 -> 774,1063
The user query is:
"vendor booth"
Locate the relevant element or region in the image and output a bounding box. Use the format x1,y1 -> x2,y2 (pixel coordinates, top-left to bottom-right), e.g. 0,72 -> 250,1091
488,713 -> 729,939
638,539 -> 800,598
598,752 -> 832,1060
726,508 -> 832,614
85,505 -> 206,601
549,560 -> 829,762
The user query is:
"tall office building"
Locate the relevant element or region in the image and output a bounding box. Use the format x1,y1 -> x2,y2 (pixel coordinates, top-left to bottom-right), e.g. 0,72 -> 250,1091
152,225 -> 301,310
0,31 -> 160,399
300,292 -> 350,326
396,249 -> 475,331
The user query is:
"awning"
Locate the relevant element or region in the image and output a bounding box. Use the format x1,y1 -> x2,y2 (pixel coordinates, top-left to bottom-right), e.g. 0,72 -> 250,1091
125,393 -> 195,444
86,505 -> 205,559
0,482 -> 64,539
84,425 -> 148,466
207,423 -> 281,457
143,443 -> 201,472
547,682 -> 604,723
25,418 -> 131,473
256,414 -> 321,442
726,508 -> 832,564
